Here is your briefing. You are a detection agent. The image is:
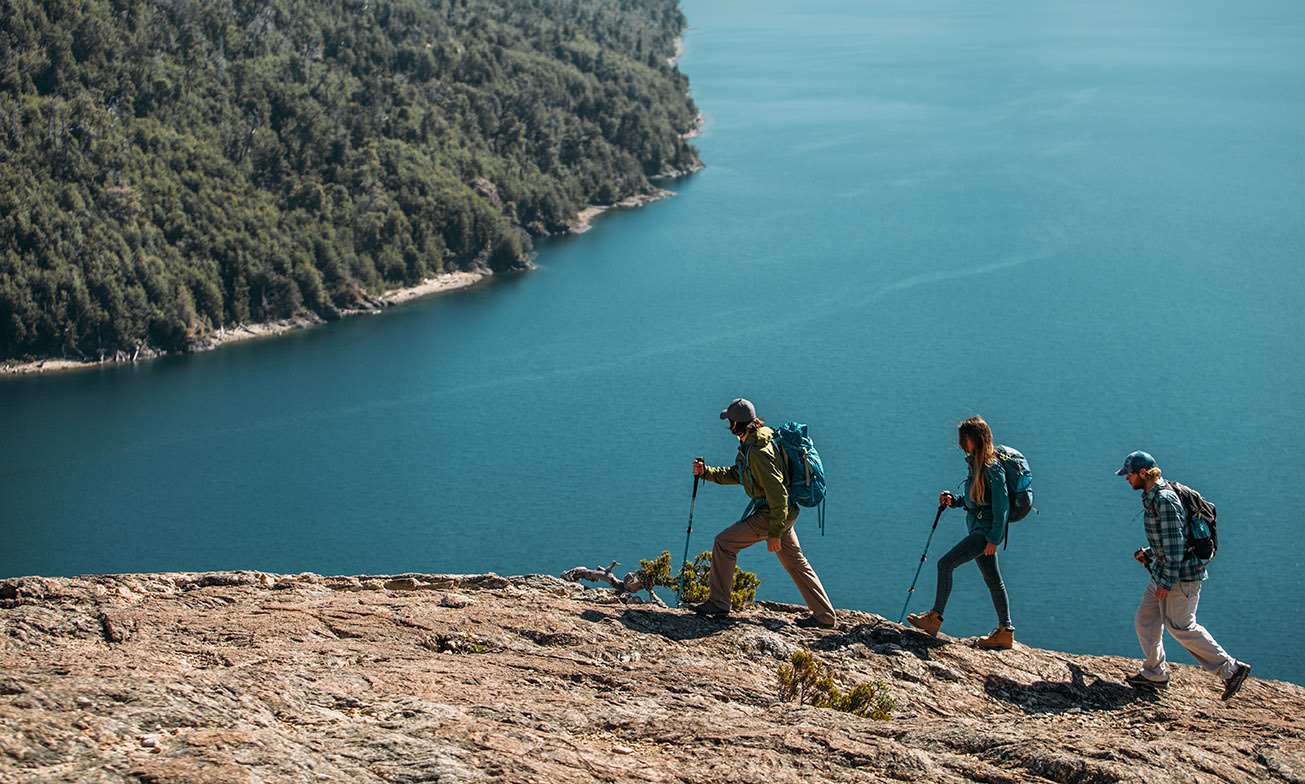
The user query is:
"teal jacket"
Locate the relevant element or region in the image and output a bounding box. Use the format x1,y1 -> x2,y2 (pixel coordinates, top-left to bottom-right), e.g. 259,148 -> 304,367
956,457 -> 1010,546
701,426 -> 795,538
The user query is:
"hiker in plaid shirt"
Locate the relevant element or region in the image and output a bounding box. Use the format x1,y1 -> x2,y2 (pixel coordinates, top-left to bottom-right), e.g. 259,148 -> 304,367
1117,451 -> 1251,700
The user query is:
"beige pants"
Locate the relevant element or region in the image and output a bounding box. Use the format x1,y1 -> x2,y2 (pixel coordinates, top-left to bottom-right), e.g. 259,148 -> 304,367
709,510 -> 836,624
1135,578 -> 1240,682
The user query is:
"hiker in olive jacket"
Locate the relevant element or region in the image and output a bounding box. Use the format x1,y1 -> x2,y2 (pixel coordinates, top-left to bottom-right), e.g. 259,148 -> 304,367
689,398 -> 837,629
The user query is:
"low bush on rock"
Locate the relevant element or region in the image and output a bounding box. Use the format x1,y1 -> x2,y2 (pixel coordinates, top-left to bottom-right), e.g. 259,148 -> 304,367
564,551 -> 760,609
777,651 -> 896,720
656,551 -> 759,610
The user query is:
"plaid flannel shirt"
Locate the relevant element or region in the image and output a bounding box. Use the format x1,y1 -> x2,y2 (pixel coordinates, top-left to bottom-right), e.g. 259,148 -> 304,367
1142,479 -> 1207,589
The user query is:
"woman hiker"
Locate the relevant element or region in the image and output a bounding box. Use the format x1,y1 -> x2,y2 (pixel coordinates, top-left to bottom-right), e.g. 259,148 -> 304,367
907,416 -> 1016,649
689,398 -> 837,629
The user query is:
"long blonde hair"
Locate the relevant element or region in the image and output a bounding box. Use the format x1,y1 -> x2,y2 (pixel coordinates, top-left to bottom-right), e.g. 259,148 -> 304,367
959,417 -> 996,503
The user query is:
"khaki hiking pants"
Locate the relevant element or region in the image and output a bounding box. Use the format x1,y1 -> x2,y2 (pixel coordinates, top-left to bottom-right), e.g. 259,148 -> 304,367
1135,578 -> 1242,682
709,510 -> 836,625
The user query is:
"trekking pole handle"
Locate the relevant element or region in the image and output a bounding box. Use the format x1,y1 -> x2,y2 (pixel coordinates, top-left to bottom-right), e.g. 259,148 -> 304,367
688,458 -> 703,531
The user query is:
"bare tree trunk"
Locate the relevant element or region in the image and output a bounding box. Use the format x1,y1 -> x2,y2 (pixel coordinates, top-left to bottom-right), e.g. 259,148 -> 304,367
561,562 -> 665,606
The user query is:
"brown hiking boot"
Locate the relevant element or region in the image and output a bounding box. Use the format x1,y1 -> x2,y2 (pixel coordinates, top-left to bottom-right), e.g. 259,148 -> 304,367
906,609 -> 943,636
1221,663 -> 1251,701
1125,672 -> 1169,692
976,626 -> 1014,650
690,600 -> 730,618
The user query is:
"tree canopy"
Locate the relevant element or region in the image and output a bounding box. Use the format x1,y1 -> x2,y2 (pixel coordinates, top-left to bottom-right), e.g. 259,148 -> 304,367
0,0 -> 701,361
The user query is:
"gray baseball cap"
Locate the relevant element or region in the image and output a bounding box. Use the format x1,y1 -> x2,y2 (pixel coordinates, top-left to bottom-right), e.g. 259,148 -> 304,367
720,398 -> 757,422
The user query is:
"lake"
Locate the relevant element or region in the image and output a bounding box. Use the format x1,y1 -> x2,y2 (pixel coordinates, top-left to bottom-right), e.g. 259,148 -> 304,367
3,0 -> 1303,685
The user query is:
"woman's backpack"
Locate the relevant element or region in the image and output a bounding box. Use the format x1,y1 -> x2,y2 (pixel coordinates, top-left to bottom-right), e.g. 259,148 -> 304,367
995,445 -> 1035,523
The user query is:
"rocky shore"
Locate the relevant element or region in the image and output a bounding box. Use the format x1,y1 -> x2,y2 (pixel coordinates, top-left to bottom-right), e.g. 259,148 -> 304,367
2,571 -> 1302,783
0,271 -> 490,377
0,171 -> 703,378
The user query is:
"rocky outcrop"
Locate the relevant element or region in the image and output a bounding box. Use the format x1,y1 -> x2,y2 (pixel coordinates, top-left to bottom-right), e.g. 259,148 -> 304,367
1,571 -> 1301,783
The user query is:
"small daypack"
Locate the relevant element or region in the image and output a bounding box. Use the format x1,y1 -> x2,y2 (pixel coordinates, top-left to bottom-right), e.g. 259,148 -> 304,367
742,422 -> 828,534
1167,481 -> 1218,561
994,444 -> 1035,523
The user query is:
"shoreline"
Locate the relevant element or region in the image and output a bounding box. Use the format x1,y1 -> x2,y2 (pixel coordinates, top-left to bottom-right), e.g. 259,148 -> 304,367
569,186 -> 680,234
0,174 -> 701,377
0,270 -> 489,377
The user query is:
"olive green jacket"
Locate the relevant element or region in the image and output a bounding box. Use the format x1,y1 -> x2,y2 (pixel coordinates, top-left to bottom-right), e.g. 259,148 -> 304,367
701,426 -> 795,538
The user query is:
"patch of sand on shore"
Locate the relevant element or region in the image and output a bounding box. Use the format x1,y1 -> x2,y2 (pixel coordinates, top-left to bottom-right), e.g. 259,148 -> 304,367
379,270 -> 486,305
570,189 -> 676,234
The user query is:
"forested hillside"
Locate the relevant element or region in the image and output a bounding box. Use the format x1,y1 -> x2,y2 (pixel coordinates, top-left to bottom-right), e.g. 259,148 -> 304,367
0,0 -> 700,362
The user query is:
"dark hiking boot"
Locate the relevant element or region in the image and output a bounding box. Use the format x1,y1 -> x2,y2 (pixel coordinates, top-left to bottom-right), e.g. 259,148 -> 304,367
690,600 -> 730,618
1221,663 -> 1251,701
976,626 -> 1015,650
1125,673 -> 1169,692
795,615 -> 835,629
906,609 -> 943,636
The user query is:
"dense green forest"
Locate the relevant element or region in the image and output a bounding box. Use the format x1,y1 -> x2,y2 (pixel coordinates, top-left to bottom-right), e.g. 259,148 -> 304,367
0,0 -> 701,362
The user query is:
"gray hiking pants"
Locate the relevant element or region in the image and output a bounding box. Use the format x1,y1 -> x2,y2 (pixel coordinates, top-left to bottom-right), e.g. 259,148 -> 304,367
1135,578 -> 1241,682
709,510 -> 836,625
932,532 -> 1013,628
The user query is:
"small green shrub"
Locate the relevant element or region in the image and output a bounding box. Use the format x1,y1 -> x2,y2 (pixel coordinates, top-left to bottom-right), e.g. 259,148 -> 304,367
777,651 -> 831,705
836,682 -> 898,720
434,631 -> 486,654
631,550 -> 761,610
634,551 -> 674,601
676,551 -> 759,610
776,651 -> 896,720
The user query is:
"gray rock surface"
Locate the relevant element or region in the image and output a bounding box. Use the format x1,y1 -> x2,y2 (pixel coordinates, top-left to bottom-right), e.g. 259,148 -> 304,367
2,571 -> 1301,783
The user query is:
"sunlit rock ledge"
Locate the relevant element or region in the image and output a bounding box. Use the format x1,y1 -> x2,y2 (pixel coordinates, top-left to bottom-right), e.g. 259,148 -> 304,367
1,570 -> 1302,783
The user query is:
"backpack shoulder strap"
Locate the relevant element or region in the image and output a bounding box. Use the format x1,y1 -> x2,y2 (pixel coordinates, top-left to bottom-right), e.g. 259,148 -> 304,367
772,434 -> 791,483
1165,481 -> 1194,518
739,436 -> 775,481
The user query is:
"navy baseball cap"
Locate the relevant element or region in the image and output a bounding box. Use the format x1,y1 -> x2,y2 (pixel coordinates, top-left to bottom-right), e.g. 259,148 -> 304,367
1115,450 -> 1157,475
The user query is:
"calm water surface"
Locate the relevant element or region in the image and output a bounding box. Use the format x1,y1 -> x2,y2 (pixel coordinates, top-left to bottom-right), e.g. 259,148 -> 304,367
3,0 -> 1304,684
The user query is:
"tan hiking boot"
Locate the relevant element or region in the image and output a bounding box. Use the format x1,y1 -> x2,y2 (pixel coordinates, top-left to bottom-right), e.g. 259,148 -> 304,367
906,609 -> 943,636
976,626 -> 1014,650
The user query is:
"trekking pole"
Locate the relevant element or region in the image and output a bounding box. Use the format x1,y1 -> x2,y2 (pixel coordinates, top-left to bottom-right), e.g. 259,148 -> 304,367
678,458 -> 703,607
898,503 -> 947,624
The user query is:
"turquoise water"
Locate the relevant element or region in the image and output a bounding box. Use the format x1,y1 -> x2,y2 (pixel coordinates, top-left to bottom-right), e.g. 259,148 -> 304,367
3,0 -> 1304,684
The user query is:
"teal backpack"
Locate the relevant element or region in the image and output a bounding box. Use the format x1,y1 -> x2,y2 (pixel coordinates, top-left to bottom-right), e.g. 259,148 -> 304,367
995,444 -> 1035,528
743,421 -> 827,534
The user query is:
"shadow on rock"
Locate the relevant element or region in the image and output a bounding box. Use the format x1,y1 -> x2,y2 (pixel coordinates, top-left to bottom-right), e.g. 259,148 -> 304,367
985,663 -> 1146,713
810,620 -> 949,660
579,607 -> 759,641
